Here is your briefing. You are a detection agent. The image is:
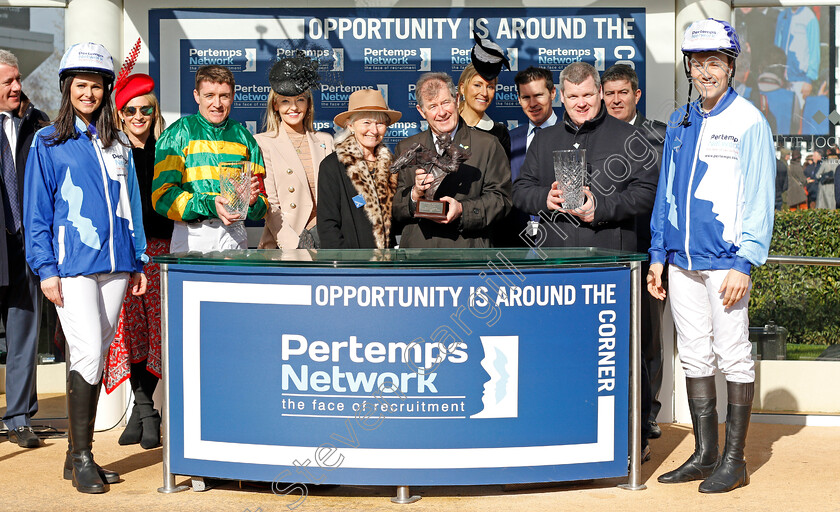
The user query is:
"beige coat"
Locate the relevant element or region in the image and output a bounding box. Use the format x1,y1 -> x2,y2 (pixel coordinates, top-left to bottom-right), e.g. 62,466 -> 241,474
255,129 -> 334,248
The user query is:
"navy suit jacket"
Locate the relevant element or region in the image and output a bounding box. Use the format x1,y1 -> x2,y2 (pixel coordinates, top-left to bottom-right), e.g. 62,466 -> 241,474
0,100 -> 48,286
509,123 -> 528,182
495,123 -> 533,247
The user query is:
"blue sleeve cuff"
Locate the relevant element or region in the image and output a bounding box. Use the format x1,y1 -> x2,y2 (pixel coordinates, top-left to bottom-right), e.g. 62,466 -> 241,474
649,249 -> 666,266
38,264 -> 59,281
732,256 -> 752,276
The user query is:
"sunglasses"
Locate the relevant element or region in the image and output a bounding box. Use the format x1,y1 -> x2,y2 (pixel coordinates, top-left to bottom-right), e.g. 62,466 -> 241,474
123,105 -> 155,116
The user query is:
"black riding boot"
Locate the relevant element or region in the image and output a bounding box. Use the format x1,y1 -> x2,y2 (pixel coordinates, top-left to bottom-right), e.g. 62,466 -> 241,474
67,370 -> 107,493
65,375 -> 120,484
699,381 -> 753,493
64,442 -> 120,483
658,376 -> 719,483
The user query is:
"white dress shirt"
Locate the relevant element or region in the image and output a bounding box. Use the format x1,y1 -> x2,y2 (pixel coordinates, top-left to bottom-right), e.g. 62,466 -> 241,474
526,111 -> 558,149
1,111 -> 20,165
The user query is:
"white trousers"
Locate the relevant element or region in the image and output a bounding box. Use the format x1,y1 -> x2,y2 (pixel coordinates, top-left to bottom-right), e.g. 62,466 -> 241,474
57,273 -> 129,385
668,265 -> 755,383
170,219 -> 247,253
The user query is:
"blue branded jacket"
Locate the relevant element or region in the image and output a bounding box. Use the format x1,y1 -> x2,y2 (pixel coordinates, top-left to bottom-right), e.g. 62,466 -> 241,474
24,117 -> 148,280
649,88 -> 775,275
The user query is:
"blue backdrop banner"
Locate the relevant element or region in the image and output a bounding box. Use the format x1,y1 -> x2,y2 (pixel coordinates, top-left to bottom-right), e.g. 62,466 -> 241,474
150,8 -> 646,143
165,264 -> 630,485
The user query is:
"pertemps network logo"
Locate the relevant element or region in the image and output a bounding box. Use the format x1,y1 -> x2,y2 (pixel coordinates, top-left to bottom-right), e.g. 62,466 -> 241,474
362,47 -> 430,72
332,48 -> 344,72
188,47 -> 256,72
377,84 -> 389,105
470,336 -> 519,419
507,48 -> 519,72
419,48 -> 431,71
244,48 -> 256,72
274,47 -> 342,72
594,48 -> 605,71
319,84 -> 388,109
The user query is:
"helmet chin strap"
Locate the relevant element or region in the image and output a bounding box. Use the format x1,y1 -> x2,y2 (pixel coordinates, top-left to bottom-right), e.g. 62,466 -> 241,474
727,61 -> 737,88
681,54 -> 694,127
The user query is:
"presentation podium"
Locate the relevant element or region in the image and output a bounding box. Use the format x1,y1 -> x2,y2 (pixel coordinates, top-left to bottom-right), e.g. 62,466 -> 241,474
155,248 -> 647,495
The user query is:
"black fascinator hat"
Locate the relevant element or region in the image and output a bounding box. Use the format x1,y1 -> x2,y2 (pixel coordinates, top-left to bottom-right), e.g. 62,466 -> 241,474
268,52 -> 321,96
470,32 -> 510,81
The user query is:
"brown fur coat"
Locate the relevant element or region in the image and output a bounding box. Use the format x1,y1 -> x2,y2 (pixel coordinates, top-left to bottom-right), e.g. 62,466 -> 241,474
334,136 -> 397,249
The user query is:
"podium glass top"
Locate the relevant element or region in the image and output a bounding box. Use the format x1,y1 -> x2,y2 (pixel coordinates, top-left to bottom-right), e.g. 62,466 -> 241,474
154,247 -> 647,269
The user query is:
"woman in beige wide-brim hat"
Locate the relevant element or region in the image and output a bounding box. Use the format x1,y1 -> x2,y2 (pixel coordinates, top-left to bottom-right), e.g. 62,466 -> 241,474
317,89 -> 402,249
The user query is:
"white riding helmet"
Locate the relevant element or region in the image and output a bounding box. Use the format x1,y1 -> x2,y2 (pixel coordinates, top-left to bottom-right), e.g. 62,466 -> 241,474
681,18 -> 741,59
59,42 -> 116,91
677,18 -> 742,126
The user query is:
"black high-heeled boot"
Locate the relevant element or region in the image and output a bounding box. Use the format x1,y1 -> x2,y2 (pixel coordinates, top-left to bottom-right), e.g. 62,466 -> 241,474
140,411 -> 161,449
658,376 -> 720,483
119,362 -> 154,445
133,363 -> 161,449
118,407 -> 142,445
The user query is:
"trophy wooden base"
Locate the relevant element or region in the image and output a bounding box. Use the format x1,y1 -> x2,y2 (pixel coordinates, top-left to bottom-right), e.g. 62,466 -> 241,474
414,199 -> 448,221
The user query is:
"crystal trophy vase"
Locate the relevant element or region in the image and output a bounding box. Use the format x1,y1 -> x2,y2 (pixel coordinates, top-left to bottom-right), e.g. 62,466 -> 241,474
553,149 -> 586,210
219,161 -> 252,220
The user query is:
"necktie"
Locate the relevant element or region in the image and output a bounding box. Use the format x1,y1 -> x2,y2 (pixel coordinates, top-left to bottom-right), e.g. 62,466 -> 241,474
1,114 -> 21,233
526,125 -> 541,223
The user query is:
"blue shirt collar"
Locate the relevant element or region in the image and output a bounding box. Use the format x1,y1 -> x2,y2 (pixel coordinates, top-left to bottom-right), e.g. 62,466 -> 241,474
529,110 -> 557,133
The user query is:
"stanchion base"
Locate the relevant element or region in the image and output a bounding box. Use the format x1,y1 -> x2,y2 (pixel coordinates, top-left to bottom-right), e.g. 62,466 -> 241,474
158,484 -> 190,494
617,483 -> 647,491
390,494 -> 422,504
391,486 -> 421,504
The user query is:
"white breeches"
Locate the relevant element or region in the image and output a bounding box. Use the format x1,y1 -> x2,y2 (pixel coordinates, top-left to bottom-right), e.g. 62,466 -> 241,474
57,273 -> 129,385
170,219 -> 247,253
668,265 -> 755,383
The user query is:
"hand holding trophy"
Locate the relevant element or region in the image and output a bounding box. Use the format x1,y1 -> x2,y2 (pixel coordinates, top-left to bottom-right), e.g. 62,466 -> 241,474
218,161 -> 253,223
553,148 -> 586,210
390,133 -> 471,220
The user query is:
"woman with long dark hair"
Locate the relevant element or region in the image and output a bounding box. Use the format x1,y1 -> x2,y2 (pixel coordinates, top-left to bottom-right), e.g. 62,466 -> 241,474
24,42 -> 147,494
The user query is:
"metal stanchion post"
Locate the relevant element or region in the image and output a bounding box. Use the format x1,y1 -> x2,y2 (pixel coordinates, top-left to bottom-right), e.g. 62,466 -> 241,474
391,486 -> 421,504
157,264 -> 189,494
619,260 -> 646,491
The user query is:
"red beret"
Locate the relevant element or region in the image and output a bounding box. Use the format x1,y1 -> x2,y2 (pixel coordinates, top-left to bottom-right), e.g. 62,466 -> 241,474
114,73 -> 155,111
